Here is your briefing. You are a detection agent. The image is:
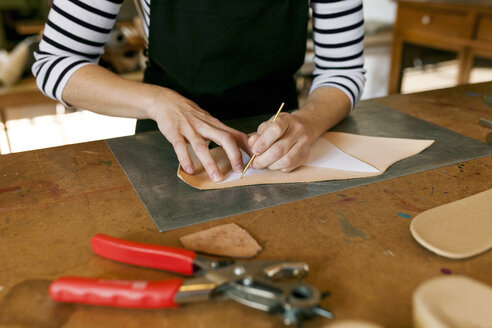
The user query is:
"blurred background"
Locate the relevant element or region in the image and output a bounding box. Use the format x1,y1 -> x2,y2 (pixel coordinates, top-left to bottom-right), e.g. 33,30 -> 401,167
0,0 -> 491,154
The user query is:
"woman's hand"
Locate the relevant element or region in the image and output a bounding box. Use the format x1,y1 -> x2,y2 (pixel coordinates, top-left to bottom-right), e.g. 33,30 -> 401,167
149,88 -> 250,182
248,87 -> 352,173
248,112 -> 315,172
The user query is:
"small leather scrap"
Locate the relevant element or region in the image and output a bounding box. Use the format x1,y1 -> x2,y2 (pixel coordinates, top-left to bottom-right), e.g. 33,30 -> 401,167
180,223 -> 262,258
324,320 -> 384,328
413,276 -> 492,327
410,188 -> 492,259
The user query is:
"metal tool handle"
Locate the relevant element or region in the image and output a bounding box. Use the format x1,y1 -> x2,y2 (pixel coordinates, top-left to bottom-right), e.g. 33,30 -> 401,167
91,234 -> 196,275
50,277 -> 183,308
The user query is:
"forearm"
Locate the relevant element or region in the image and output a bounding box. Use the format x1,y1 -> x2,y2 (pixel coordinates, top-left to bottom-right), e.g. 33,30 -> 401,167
63,63 -> 249,181
293,86 -> 351,142
61,64 -> 159,120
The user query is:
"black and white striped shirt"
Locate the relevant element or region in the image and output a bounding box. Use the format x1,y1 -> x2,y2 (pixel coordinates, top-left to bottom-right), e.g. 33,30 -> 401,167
33,0 -> 365,108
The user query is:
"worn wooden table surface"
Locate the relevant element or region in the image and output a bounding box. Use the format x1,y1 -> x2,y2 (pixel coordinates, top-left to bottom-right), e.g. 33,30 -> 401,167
1,82 -> 491,328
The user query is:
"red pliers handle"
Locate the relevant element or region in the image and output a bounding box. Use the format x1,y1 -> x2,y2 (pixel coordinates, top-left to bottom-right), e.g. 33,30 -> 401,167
50,234 -> 197,308
90,234 -> 196,274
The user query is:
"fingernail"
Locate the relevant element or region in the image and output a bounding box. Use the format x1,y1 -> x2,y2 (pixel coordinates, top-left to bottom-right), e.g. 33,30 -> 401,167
234,164 -> 243,173
213,172 -> 223,182
185,166 -> 194,174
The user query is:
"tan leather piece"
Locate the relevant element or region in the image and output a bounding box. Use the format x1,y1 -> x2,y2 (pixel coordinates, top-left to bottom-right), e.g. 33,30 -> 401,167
178,132 -> 434,190
324,320 -> 384,328
179,223 -> 262,258
413,276 -> 492,328
410,188 -> 492,259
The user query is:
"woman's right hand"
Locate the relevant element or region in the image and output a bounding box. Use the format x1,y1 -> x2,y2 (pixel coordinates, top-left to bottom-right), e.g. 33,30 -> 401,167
148,87 -> 250,182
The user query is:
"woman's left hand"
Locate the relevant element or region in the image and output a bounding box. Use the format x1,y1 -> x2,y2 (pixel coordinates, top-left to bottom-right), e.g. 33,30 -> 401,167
248,87 -> 352,172
248,112 -> 315,172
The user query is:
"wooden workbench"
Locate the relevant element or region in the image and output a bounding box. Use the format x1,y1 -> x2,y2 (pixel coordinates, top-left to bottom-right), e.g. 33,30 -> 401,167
1,83 -> 491,327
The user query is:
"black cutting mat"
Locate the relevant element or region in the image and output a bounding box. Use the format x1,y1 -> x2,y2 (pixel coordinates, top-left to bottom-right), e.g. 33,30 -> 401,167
106,101 -> 492,232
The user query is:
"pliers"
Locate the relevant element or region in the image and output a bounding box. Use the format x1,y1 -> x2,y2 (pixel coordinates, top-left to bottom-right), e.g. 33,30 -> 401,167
50,234 -> 333,326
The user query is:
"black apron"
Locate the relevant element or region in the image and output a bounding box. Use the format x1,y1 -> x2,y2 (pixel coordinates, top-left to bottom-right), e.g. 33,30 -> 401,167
136,0 -> 309,132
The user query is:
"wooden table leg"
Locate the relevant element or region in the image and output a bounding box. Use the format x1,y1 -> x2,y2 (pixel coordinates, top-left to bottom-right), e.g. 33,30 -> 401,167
389,33 -> 404,94
457,47 -> 474,85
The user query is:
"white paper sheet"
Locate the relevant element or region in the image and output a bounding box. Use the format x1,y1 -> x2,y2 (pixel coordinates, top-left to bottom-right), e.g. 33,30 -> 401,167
305,138 -> 380,173
220,150 -> 262,183
220,138 -> 379,184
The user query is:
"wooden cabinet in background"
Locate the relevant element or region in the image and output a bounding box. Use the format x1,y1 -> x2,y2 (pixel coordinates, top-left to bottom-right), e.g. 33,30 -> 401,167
389,0 -> 492,94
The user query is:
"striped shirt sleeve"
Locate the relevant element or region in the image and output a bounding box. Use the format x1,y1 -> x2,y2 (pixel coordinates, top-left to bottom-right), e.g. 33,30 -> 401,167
138,0 -> 150,40
310,0 -> 366,109
32,0 -> 124,105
